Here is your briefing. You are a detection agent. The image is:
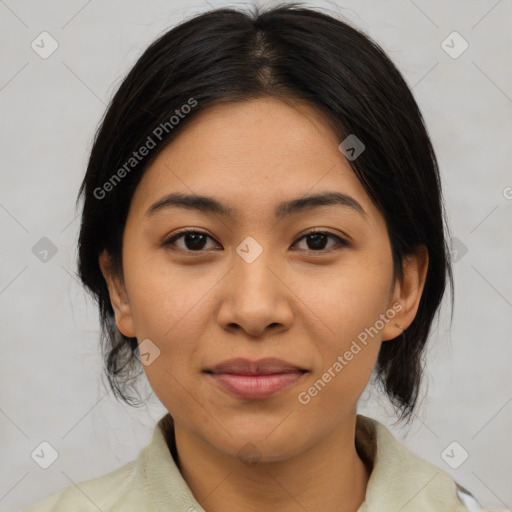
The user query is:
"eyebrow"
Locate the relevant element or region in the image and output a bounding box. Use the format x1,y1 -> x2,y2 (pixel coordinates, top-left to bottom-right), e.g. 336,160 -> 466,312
145,191 -> 368,222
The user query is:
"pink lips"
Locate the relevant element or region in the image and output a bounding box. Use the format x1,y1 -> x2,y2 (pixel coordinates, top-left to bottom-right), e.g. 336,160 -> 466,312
205,357 -> 308,399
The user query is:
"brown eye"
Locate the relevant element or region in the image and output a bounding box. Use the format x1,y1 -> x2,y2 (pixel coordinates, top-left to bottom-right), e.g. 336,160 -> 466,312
163,229 -> 347,254
164,230 -> 218,252
292,231 -> 348,252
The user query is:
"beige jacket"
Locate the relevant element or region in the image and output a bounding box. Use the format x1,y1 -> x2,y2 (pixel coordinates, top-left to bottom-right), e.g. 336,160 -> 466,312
25,414 -> 509,512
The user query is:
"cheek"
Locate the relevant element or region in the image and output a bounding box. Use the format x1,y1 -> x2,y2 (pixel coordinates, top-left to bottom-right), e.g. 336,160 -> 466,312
122,257 -> 216,392
297,255 -> 392,388
124,249 -> 215,338
127,273 -> 207,415
299,295 -> 384,415
297,253 -> 393,339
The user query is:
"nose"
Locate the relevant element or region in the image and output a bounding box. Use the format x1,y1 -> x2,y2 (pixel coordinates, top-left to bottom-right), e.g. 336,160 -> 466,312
216,246 -> 294,338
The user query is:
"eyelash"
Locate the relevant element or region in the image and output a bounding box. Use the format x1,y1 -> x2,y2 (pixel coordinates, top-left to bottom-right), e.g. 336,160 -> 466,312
163,229 -> 348,255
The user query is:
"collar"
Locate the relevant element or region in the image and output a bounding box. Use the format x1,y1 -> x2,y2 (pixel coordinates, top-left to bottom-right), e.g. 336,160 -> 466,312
139,413 -> 472,511
354,415 -> 466,511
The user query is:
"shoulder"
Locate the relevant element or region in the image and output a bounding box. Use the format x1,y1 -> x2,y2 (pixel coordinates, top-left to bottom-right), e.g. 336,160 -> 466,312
356,415 -> 510,512
23,413 -> 196,512
24,459 -> 138,512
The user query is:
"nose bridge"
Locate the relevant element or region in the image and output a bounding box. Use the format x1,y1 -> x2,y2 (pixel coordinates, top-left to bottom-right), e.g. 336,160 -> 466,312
233,234 -> 278,299
216,234 -> 292,335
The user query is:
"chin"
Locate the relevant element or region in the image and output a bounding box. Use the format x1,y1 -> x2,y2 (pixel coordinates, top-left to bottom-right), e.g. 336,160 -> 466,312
213,425 -> 305,463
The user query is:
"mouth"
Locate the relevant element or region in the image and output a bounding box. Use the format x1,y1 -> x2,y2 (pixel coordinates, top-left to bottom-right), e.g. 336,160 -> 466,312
203,357 -> 309,399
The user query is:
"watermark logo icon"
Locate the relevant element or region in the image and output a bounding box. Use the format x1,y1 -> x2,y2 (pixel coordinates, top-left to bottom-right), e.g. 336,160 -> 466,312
31,441 -> 59,469
32,237 -> 58,263
236,237 -> 263,264
449,237 -> 468,263
441,441 -> 469,469
441,32 -> 469,59
338,134 -> 365,161
237,442 -> 262,467
135,338 -> 161,366
31,32 -> 59,59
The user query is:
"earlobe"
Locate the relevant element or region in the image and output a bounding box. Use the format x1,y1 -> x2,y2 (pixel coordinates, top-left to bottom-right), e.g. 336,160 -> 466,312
382,246 -> 429,341
98,250 -> 136,338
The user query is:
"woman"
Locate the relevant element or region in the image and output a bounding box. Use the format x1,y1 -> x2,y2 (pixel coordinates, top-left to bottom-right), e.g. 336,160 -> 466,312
25,4 -> 509,511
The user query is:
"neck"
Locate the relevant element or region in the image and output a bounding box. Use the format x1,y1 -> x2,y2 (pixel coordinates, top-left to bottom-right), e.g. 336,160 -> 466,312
172,415 -> 370,512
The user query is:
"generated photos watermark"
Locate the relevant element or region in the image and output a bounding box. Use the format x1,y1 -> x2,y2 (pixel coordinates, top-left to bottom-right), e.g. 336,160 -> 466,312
297,301 -> 403,405
93,97 -> 198,200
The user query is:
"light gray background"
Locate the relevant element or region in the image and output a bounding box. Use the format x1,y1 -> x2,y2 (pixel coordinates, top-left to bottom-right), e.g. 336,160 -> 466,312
1,0 -> 511,510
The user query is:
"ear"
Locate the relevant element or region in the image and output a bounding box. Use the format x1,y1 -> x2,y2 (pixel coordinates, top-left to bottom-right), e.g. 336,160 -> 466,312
98,249 -> 136,338
381,245 -> 429,341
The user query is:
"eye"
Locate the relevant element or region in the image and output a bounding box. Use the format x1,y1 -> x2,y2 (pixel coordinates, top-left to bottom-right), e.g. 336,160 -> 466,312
292,230 -> 348,253
163,229 -> 348,254
164,230 -> 219,252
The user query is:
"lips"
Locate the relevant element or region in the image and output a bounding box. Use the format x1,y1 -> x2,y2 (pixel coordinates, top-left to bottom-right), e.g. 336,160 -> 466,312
206,357 -> 307,376
204,357 -> 308,399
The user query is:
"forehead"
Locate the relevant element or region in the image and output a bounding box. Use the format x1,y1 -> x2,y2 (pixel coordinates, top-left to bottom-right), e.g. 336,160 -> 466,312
129,97 -> 378,223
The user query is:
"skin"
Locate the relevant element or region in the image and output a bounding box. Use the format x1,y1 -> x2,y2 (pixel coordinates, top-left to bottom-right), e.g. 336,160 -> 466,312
100,96 -> 428,512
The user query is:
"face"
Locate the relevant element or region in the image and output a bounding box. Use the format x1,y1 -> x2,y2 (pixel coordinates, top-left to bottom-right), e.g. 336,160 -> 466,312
101,96 -> 427,462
